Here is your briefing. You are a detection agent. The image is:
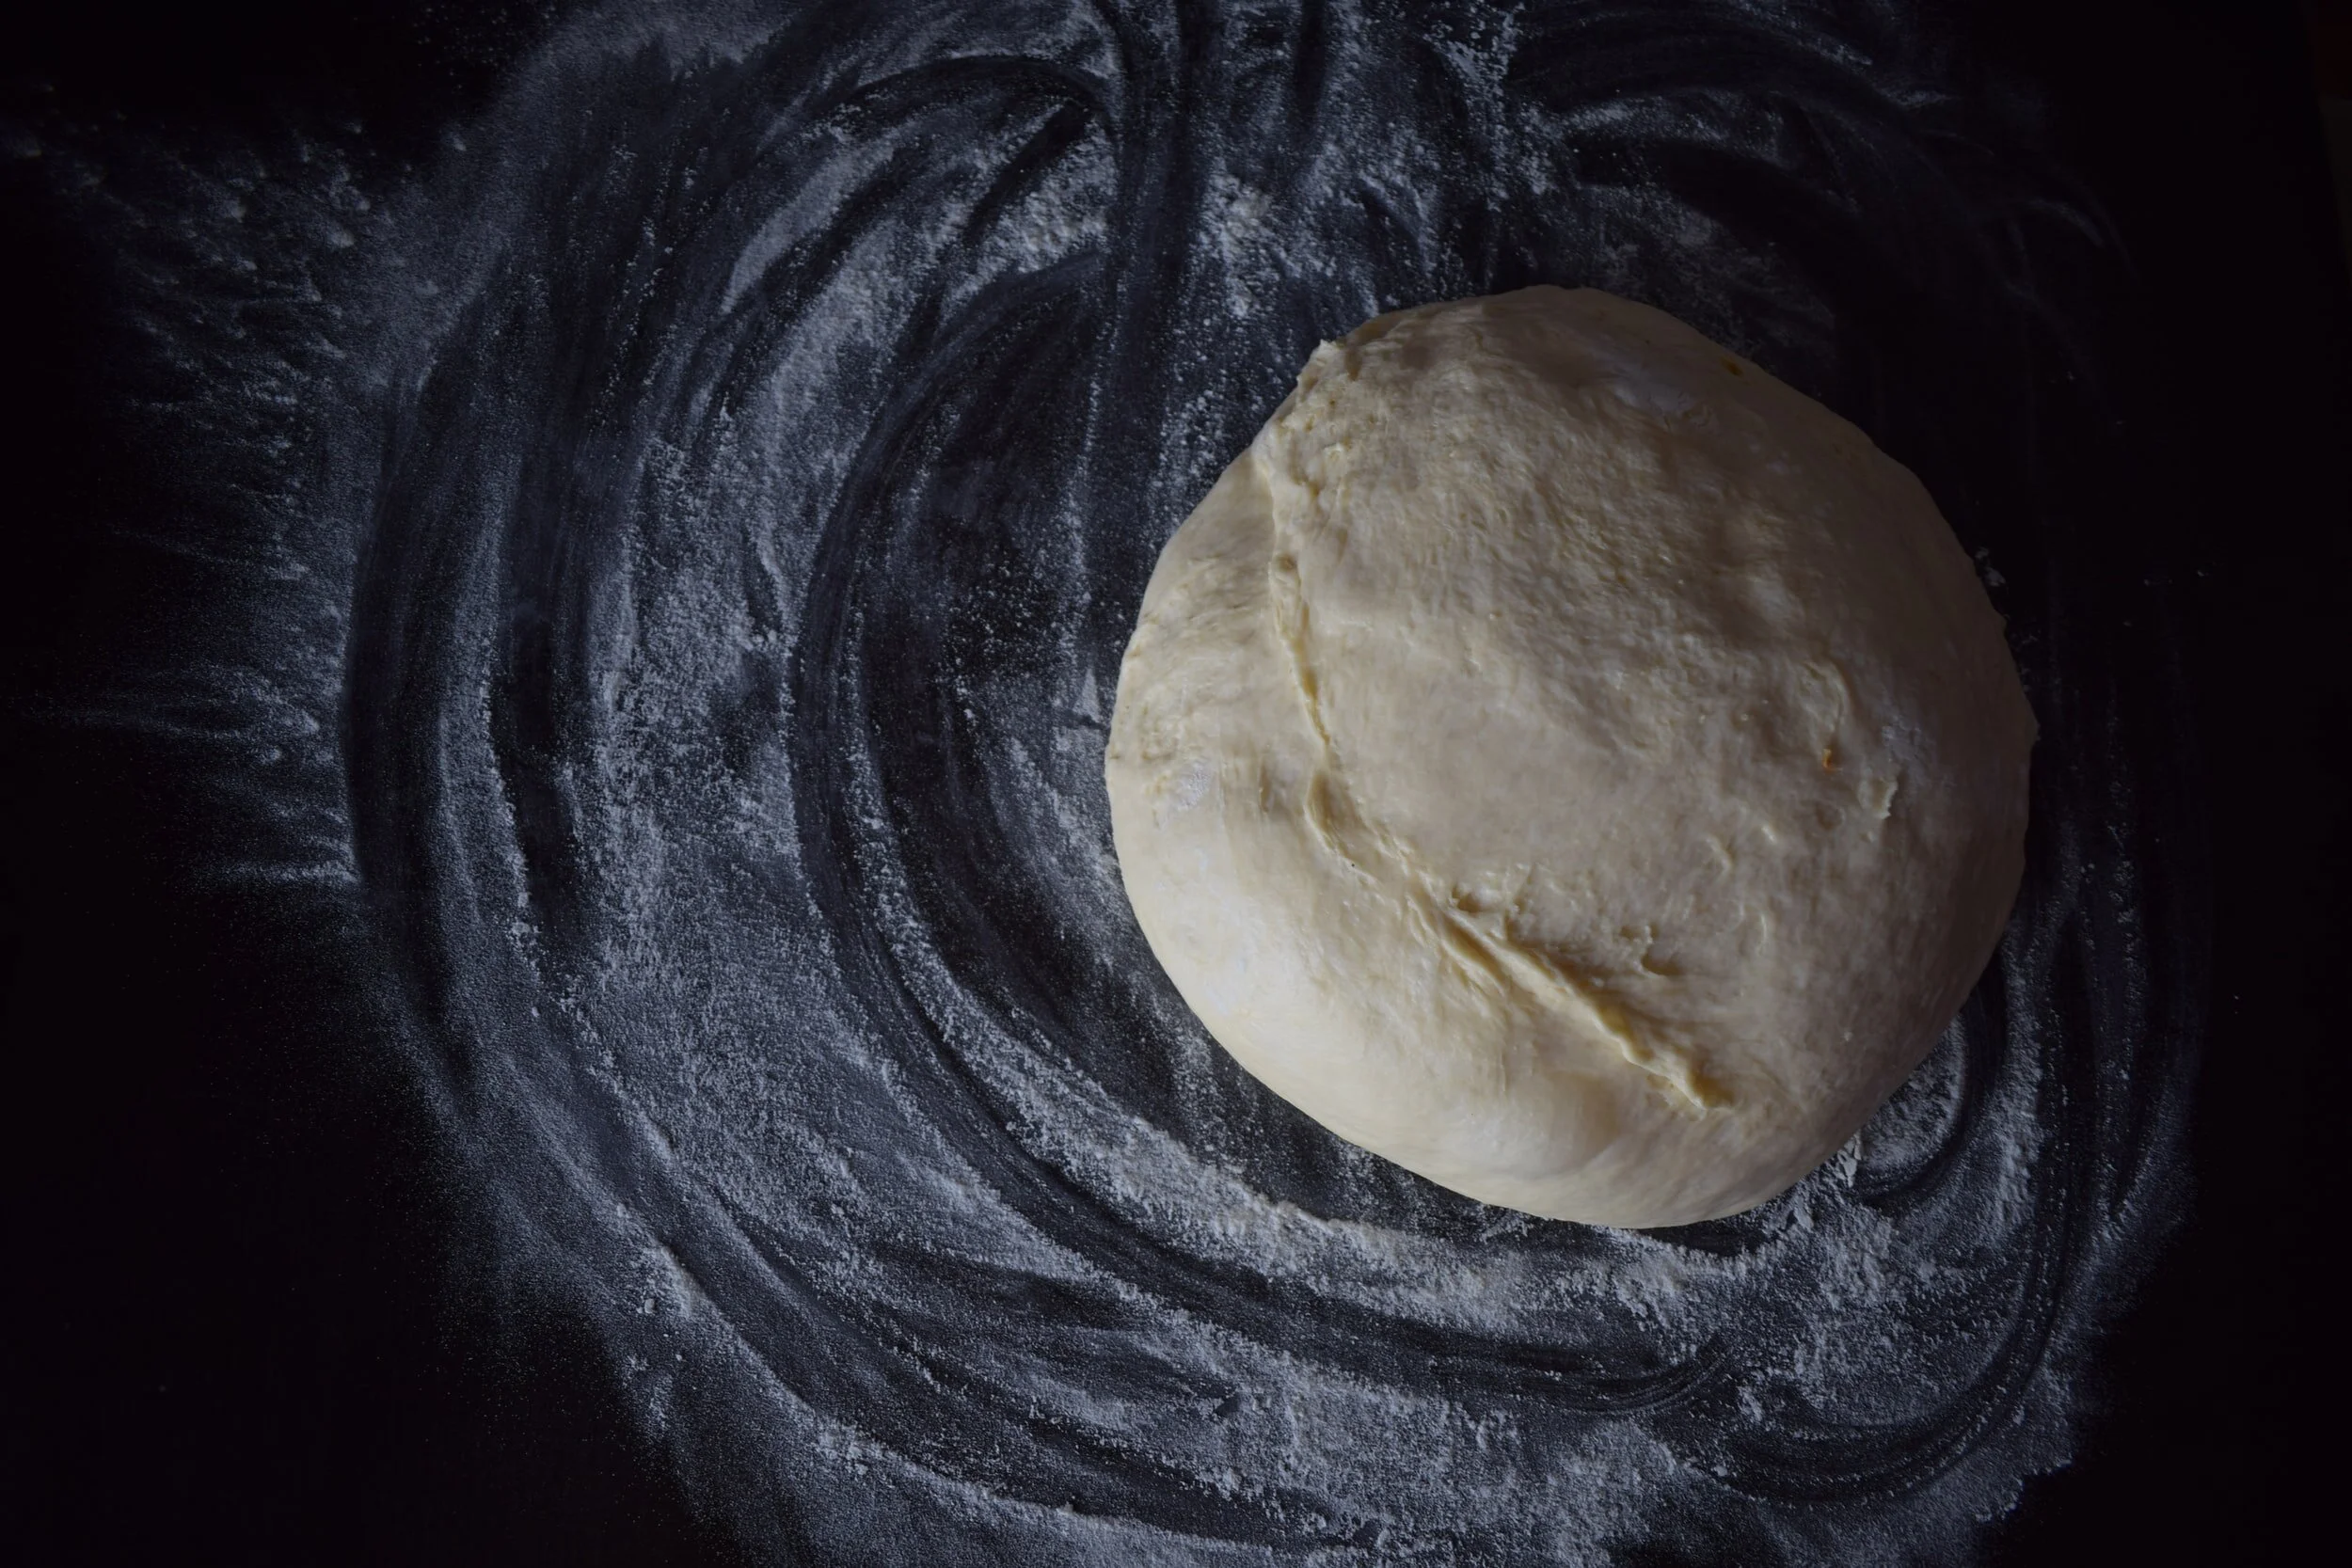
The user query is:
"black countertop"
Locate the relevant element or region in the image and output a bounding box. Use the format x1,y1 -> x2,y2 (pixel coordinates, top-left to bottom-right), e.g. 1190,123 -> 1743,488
5,3 -> 2345,1563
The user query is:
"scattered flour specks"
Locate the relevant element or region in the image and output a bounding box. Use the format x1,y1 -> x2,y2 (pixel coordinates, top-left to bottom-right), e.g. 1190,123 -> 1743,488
28,2 -> 2198,1563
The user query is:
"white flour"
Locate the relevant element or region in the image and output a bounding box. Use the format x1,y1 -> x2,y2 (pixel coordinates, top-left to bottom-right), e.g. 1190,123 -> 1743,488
21,2 -> 2198,1562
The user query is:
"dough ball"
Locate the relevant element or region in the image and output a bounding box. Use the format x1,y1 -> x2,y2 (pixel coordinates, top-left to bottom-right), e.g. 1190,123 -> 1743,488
1103,287 -> 2035,1228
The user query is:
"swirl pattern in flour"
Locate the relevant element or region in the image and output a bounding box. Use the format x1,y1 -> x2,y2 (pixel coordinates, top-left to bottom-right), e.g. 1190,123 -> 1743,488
40,2 -> 2203,1562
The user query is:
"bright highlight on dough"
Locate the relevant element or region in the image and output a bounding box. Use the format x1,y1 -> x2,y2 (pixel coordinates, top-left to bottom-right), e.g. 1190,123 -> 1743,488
1104,287 -> 2035,1228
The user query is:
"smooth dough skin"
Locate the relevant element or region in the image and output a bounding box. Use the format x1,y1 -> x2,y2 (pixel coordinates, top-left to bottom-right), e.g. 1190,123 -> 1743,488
1104,287 -> 2035,1227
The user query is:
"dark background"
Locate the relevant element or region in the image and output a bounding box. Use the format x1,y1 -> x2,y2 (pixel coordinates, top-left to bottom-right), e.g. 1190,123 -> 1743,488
4,3 -> 2344,1562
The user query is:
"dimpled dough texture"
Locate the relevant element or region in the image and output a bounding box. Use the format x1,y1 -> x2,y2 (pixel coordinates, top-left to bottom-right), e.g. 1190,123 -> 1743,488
1104,286 -> 2035,1228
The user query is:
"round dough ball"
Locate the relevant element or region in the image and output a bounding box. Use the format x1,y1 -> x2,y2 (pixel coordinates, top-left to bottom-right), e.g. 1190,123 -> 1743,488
1104,286 -> 2034,1228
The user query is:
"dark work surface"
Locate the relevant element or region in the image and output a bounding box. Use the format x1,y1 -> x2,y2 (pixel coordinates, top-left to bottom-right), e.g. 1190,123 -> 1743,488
4,2 -> 2345,1563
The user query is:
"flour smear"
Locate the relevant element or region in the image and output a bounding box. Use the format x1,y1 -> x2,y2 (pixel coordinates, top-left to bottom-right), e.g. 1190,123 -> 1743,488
19,2 -> 2200,1562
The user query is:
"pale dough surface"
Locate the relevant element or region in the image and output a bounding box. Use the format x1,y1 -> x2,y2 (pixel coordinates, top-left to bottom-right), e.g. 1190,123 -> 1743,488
1104,287 -> 2034,1227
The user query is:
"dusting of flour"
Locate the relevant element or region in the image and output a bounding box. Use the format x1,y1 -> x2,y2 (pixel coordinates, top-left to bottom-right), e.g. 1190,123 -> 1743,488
18,2 -> 2199,1563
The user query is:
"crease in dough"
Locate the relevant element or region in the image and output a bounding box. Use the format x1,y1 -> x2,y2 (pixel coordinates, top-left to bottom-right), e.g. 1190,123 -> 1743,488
1265,442 -> 1728,1115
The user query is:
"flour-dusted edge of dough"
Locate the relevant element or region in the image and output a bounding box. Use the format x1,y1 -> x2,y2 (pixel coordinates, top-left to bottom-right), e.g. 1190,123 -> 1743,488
1104,286 -> 2035,1227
